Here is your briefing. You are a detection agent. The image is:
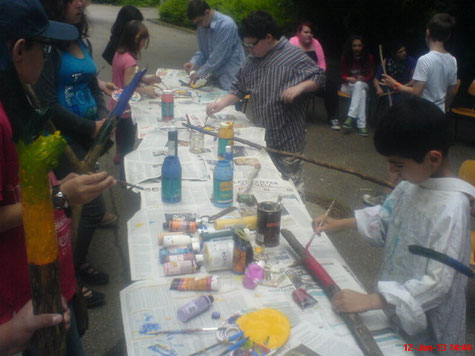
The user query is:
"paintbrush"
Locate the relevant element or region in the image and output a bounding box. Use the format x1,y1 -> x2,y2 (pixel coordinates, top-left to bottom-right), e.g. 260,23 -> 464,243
189,331 -> 244,356
409,245 -> 474,278
306,200 -> 335,250
116,179 -> 145,191
146,326 -> 224,336
216,337 -> 249,356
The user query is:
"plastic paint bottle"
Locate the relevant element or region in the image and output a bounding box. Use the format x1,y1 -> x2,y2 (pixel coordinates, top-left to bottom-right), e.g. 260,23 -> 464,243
165,252 -> 197,263
213,159 -> 233,207
177,295 -> 214,322
159,247 -> 191,264
164,259 -> 198,276
214,215 -> 257,230
242,261 -> 265,289
217,121 -> 234,159
161,155 -> 181,203
232,228 -> 253,275
161,90 -> 174,121
163,220 -> 197,233
162,235 -> 199,248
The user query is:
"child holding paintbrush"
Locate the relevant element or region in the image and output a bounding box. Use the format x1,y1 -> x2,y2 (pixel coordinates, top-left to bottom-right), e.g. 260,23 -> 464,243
313,97 -> 474,352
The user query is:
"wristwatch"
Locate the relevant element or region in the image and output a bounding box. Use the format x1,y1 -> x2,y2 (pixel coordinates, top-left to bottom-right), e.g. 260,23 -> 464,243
51,185 -> 72,218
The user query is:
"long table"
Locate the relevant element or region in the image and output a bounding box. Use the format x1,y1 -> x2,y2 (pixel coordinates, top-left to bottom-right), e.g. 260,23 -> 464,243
120,69 -> 411,356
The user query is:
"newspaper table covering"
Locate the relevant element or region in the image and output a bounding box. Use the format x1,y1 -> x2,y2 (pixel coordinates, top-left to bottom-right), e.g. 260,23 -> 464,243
121,69 -> 411,356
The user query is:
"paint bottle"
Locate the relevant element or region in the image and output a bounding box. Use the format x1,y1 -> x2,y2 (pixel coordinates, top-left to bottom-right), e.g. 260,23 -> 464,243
159,247 -> 191,264
161,90 -> 174,121
242,261 -> 265,289
161,155 -> 181,203
164,252 -> 196,263
162,235 -> 198,248
164,259 -> 198,276
163,220 -> 197,233
217,121 -> 234,159
189,130 -> 204,154
177,295 -> 214,322
214,215 -> 257,230
232,228 -> 253,275
203,239 -> 234,272
200,229 -> 234,243
213,159 -> 233,207
166,129 -> 178,156
170,276 -> 220,291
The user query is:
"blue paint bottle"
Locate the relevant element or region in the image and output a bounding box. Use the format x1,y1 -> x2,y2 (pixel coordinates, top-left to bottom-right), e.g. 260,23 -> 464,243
162,156 -> 182,203
213,156 -> 233,207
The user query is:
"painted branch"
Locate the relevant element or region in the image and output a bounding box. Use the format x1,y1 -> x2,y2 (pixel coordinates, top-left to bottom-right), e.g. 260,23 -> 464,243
281,229 -> 383,356
379,44 -> 393,107
183,123 -> 394,189
17,133 -> 67,356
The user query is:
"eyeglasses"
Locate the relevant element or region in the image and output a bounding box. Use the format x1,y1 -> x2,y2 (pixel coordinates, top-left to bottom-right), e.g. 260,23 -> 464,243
32,38 -> 53,58
242,38 -> 261,49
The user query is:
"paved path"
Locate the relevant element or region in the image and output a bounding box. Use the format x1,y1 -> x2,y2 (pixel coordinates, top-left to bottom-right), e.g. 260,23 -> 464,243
82,4 -> 475,354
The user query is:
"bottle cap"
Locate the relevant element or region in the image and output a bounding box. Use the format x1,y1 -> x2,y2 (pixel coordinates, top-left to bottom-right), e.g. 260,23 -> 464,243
210,276 -> 221,291
195,253 -> 204,264
211,311 -> 221,319
207,295 -> 214,303
191,241 -> 201,252
168,130 -> 178,141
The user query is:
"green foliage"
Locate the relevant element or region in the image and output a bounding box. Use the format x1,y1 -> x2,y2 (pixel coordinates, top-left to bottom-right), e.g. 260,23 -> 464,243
158,0 -> 296,29
120,0 -> 160,5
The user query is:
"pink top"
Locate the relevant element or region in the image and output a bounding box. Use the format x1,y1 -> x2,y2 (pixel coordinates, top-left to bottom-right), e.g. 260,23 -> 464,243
109,51 -> 138,116
289,36 -> 326,71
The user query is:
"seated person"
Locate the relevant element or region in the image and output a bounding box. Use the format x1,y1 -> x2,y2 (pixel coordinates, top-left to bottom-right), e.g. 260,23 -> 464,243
289,22 -> 340,130
340,35 -> 374,137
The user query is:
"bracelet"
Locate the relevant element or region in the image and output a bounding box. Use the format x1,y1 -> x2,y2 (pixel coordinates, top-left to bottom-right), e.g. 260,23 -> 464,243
393,82 -> 401,91
51,185 -> 72,218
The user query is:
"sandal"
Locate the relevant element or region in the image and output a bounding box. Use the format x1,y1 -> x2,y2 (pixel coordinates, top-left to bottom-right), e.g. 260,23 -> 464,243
99,212 -> 118,228
79,264 -> 109,285
81,286 -> 105,309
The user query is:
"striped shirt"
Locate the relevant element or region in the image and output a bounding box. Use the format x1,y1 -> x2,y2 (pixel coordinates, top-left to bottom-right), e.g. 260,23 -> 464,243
229,38 -> 324,153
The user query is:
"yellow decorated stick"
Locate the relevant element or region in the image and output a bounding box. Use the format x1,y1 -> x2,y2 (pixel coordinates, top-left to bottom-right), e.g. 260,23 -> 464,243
17,131 -> 67,355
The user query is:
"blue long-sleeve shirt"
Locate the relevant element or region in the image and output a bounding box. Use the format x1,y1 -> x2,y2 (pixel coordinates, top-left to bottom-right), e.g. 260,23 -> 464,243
191,11 -> 244,90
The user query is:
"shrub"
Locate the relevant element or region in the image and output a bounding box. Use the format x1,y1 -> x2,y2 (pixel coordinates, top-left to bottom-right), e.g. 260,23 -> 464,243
159,0 -> 296,30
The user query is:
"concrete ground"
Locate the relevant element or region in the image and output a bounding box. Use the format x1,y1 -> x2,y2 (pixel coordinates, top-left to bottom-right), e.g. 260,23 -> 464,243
80,4 -> 475,354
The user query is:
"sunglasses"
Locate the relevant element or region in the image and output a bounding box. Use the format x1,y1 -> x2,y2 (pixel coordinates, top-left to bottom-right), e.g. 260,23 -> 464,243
242,38 -> 262,49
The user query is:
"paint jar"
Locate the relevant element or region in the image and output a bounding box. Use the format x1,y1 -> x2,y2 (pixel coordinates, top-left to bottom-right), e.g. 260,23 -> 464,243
177,295 -> 214,322
159,247 -> 191,264
161,90 -> 174,121
255,201 -> 282,247
232,228 -> 253,275
213,159 -> 233,208
161,156 -> 181,203
164,259 -> 198,276
203,239 -> 234,272
189,131 -> 204,154
217,121 -> 234,159
242,261 -> 265,289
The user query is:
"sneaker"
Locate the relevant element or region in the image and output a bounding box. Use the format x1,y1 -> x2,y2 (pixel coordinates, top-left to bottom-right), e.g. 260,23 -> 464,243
330,119 -> 341,130
99,212 -> 117,227
81,286 -> 106,309
342,117 -> 353,129
362,192 -> 388,206
358,127 -> 368,137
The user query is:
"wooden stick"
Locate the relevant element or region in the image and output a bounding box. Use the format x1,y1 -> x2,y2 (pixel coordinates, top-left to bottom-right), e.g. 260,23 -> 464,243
281,229 -> 383,356
379,44 -> 393,107
183,123 -> 395,189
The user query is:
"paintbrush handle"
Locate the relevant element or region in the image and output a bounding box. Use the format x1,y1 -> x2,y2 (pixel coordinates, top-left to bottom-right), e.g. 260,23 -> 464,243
117,180 -> 144,191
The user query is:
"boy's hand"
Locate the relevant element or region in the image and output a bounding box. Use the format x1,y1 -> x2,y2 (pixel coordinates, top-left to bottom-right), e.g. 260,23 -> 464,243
312,216 -> 340,234
281,85 -> 303,103
380,74 -> 396,87
331,290 -> 384,313
184,62 -> 195,73
60,172 -> 116,206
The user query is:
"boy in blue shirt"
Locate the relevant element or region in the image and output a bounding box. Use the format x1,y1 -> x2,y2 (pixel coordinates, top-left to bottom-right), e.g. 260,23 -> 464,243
313,97 -> 474,353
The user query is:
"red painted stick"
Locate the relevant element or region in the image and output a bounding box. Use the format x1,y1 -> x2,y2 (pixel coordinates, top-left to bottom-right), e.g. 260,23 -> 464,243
281,229 -> 383,356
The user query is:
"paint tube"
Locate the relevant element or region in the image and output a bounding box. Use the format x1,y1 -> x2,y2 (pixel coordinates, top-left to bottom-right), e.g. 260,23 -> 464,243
170,276 -> 220,291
